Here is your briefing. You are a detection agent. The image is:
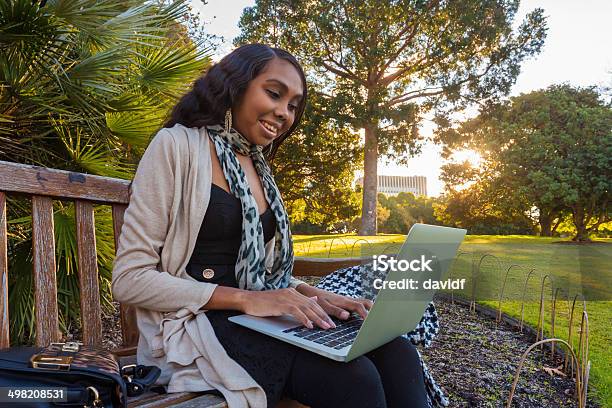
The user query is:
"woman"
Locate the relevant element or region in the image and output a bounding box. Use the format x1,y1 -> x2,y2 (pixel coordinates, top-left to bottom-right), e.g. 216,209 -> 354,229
112,43 -> 435,408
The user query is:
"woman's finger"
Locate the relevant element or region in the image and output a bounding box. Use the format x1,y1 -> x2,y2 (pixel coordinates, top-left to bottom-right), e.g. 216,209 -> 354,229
309,295 -> 337,328
319,298 -> 351,320
287,304 -> 313,329
342,299 -> 369,319
359,298 -> 374,310
289,292 -> 333,329
301,303 -> 335,329
310,296 -> 337,328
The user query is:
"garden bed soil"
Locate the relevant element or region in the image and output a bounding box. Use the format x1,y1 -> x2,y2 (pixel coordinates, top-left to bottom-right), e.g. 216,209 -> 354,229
424,296 -> 598,407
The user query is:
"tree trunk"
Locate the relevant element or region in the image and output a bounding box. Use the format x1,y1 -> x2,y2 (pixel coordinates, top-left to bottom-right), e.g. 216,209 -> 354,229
551,216 -> 562,235
571,206 -> 590,242
359,123 -> 378,236
539,212 -> 552,237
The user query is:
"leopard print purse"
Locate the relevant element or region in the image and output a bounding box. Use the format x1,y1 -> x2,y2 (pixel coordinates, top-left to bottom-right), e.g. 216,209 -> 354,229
0,342 -> 160,407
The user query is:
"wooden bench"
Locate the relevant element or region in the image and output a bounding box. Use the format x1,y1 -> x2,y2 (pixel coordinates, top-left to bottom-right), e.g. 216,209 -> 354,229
0,160 -> 365,407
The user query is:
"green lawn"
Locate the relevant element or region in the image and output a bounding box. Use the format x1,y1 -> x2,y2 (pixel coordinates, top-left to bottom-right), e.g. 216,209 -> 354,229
294,234 -> 612,407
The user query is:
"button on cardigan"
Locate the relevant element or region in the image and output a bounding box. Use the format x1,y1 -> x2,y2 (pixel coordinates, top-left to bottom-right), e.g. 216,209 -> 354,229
111,123 -> 305,408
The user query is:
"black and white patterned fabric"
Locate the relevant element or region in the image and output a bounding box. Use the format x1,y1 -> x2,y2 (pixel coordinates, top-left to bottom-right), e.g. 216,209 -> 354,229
316,263 -> 449,407
206,125 -> 294,291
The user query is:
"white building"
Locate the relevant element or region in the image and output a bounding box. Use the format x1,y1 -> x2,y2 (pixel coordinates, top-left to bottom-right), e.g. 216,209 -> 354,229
355,175 -> 427,196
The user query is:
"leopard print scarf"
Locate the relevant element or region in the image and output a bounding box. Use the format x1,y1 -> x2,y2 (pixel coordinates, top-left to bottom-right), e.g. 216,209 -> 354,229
206,125 -> 294,291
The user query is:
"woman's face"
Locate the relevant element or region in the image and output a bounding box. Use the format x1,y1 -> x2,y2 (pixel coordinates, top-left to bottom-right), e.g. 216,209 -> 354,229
232,57 -> 304,147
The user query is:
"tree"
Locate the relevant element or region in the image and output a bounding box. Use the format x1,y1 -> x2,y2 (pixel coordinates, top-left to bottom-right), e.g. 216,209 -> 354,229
433,184 -> 534,234
235,0 -> 547,235
439,84 -> 612,241
0,0 -> 212,343
271,90 -> 362,232
438,158 -> 548,233
378,192 -> 440,233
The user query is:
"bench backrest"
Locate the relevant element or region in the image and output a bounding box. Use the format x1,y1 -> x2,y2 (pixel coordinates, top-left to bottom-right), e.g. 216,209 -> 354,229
0,160 -> 136,349
0,160 -> 364,352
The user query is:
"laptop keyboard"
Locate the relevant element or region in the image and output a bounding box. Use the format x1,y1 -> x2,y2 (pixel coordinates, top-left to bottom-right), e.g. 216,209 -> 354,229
282,313 -> 364,350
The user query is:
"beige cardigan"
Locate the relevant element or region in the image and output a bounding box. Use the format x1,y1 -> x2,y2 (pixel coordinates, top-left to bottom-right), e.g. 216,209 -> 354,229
112,124 -> 305,408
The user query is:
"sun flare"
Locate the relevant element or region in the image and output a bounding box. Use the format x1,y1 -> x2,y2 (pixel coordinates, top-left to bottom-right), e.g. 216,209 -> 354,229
450,149 -> 484,169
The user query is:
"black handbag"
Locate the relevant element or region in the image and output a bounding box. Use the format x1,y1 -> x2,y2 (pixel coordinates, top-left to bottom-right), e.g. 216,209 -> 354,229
0,342 -> 161,407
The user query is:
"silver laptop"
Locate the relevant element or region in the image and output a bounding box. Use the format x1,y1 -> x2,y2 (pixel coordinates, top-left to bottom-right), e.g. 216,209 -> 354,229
229,224 -> 466,362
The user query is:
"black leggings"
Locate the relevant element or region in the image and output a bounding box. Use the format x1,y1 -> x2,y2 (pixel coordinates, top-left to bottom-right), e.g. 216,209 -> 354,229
207,310 -> 428,408
283,336 -> 428,408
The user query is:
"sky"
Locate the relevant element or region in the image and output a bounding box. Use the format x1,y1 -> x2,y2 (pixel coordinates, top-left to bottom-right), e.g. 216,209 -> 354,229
191,0 -> 612,197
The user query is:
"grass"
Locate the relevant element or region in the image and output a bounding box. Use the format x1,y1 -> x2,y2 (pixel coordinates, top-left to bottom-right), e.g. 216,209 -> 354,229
293,233 -> 612,407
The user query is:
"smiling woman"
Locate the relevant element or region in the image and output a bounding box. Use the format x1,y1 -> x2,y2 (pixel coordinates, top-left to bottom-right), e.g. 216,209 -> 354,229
232,59 -> 304,146
164,43 -> 307,159
112,43 -> 432,408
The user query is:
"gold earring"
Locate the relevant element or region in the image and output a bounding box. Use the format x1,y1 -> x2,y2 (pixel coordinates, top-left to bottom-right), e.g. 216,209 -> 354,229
224,109 -> 232,133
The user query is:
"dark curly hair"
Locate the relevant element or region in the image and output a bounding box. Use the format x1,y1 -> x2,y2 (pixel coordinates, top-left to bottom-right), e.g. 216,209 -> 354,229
164,43 -> 308,159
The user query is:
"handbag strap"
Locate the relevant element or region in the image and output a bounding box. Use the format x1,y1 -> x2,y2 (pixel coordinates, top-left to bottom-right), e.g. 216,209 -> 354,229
121,364 -> 161,397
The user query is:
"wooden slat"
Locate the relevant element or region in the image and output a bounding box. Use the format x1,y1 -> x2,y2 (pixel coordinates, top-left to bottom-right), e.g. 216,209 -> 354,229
0,192 -> 9,348
112,345 -> 137,357
118,355 -> 304,408
276,400 -> 308,408
163,395 -> 227,408
75,200 -> 102,346
113,204 -> 139,347
31,195 -> 60,346
119,305 -> 139,346
129,392 -> 226,408
0,160 -> 130,204
115,355 -> 223,408
292,256 -> 369,276
111,204 -> 127,250
128,393 -> 303,408
119,304 -> 139,347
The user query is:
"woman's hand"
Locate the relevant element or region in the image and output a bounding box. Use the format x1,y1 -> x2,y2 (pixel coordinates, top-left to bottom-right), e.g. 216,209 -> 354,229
241,288 -> 337,330
296,284 -> 373,320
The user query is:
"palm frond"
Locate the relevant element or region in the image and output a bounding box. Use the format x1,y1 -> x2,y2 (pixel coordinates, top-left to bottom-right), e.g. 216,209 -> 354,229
55,120 -> 135,178
7,229 -> 35,344
3,0 -> 217,345
93,205 -> 118,312
0,0 -> 59,46
47,0 -> 139,45
105,110 -> 165,149
53,203 -> 81,328
134,40 -> 210,99
66,47 -> 127,94
54,203 -> 78,277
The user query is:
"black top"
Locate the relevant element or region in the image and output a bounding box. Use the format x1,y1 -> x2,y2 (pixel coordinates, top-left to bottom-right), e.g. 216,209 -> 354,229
186,184 -> 276,287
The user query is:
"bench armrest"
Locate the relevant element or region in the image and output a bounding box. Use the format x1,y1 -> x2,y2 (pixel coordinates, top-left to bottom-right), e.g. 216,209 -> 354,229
292,256 -> 371,277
